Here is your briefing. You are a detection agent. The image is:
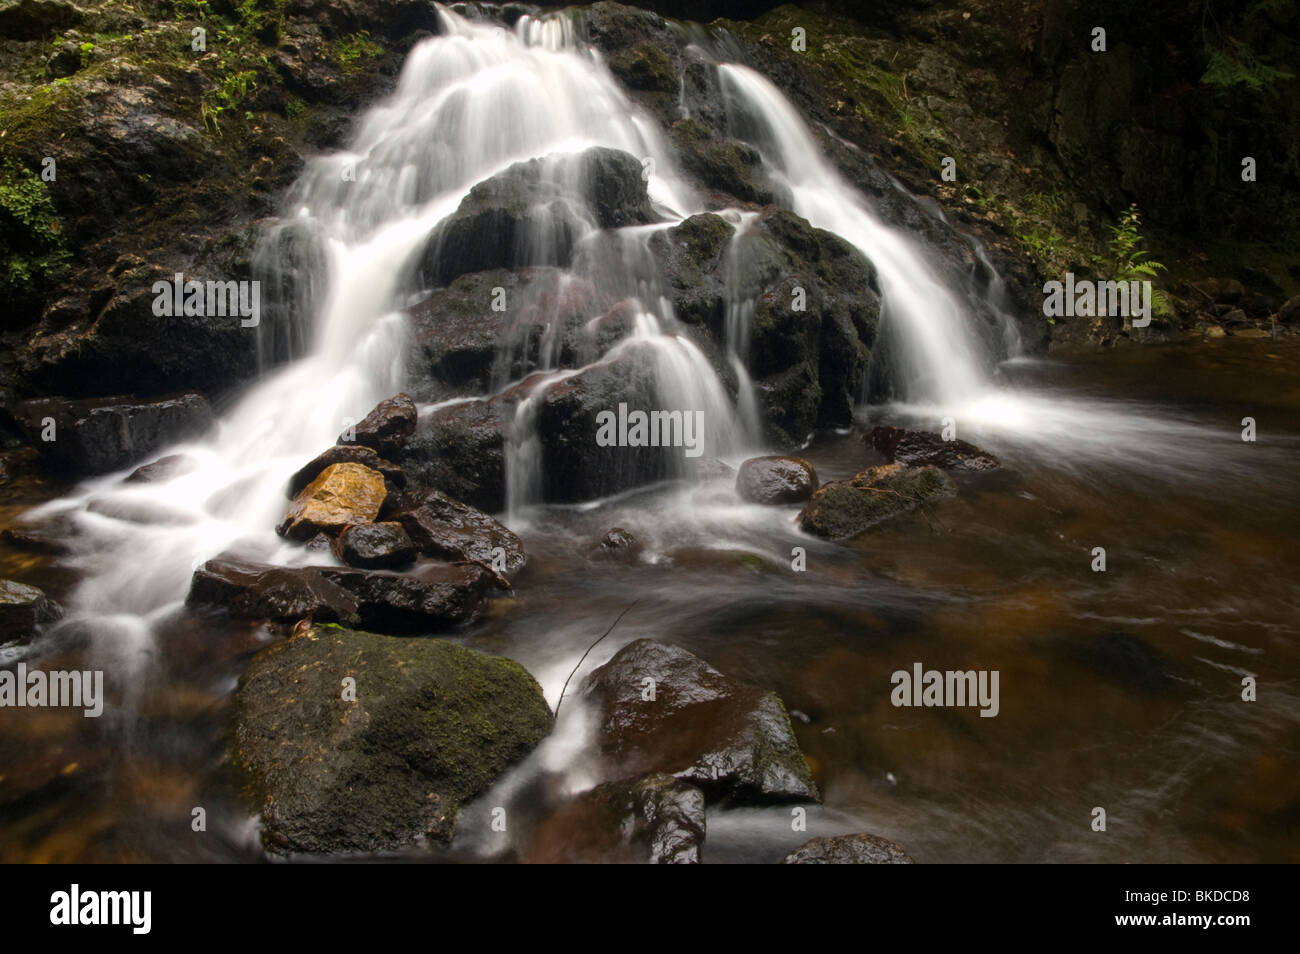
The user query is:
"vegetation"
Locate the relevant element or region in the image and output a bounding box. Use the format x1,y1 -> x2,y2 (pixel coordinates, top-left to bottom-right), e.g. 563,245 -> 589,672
0,161 -> 70,301
1103,204 -> 1172,316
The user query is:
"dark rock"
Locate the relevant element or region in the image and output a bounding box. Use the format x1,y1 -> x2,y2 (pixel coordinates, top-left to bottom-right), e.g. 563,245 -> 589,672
186,558 -> 360,624
333,522 -> 416,570
287,444 -> 405,498
124,454 -> 198,484
582,638 -> 819,804
528,774 -> 705,864
13,394 -> 214,476
669,119 -> 777,205
397,489 -> 526,575
0,0 -> 84,41
782,832 -> 915,864
735,455 -> 818,504
278,462 -> 388,541
0,579 -> 62,641
397,399 -> 509,514
1278,295 -> 1300,325
233,624 -> 552,854
798,463 -> 956,539
318,562 -> 499,632
591,527 -> 643,564
868,425 -> 1000,472
341,393 -> 417,458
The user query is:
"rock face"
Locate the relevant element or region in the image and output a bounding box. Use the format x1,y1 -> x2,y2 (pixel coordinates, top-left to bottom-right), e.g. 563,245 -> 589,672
13,394 -> 214,476
528,774 -> 706,864
735,455 -> 819,504
333,522 -> 416,570
397,490 -> 525,575
422,147 -> 657,287
582,639 -> 818,804
341,393 -> 417,458
783,832 -> 915,864
287,444 -> 406,498
798,463 -> 956,539
233,625 -> 552,854
868,425 -> 1000,472
0,579 -> 62,640
278,462 -> 388,541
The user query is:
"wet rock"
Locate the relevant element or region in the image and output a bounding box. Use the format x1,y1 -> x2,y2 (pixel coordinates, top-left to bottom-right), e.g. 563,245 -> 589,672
669,119 -> 777,205
333,522 -> 416,570
287,444 -> 406,498
422,147 -> 656,286
582,638 -> 819,804
397,399 -> 509,514
13,394 -> 214,476
278,462 -> 388,541
0,513 -> 77,555
124,454 -> 198,484
0,0 -> 84,41
868,425 -> 1000,472
783,832 -> 915,864
736,455 -> 819,504
528,774 -> 706,864
397,490 -> 525,575
591,527 -> 643,564
233,624 -> 552,854
318,562 -> 500,632
798,463 -> 956,539
340,393 -> 417,458
0,579 -> 62,641
186,559 -> 360,624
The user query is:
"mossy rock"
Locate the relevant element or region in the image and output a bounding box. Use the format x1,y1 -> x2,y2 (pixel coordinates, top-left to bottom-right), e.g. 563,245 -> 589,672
233,625 -> 552,855
798,463 -> 955,539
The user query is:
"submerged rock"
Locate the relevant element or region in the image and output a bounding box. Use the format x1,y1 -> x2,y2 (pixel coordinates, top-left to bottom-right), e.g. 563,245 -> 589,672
735,455 -> 819,504
582,639 -> 818,804
782,833 -> 915,864
341,393 -> 417,458
124,454 -> 199,484
233,625 -> 552,854
591,527 -> 643,564
868,425 -> 999,472
278,462 -> 388,541
798,463 -> 956,539
397,489 -> 525,575
0,579 -> 62,641
528,774 -> 706,864
333,522 -> 416,570
13,394 -> 214,476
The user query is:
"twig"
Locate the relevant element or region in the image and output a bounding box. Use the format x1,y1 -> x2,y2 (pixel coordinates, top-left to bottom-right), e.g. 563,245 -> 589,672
554,600 -> 640,718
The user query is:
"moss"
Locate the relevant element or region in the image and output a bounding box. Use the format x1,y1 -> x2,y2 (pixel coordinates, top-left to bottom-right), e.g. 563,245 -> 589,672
331,30 -> 384,74
0,161 -> 70,305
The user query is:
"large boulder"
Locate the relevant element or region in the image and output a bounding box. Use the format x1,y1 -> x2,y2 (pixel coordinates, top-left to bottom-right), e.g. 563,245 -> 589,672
421,147 -> 657,287
278,462 -> 388,541
396,489 -> 526,575
868,425 -> 1000,472
735,455 -> 818,504
333,522 -> 416,570
341,393 -> 417,458
397,399 -> 510,514
798,463 -> 956,539
783,832 -> 915,864
0,579 -> 62,641
528,774 -> 706,864
233,625 -> 552,854
582,639 -> 818,804
13,394 -> 214,476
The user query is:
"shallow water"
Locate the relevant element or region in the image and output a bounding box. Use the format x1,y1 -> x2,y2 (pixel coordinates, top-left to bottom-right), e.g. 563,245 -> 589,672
3,336 -> 1297,863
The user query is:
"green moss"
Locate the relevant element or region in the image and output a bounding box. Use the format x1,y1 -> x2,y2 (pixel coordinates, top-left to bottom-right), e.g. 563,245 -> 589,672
0,161 -> 70,303
332,30 -> 384,74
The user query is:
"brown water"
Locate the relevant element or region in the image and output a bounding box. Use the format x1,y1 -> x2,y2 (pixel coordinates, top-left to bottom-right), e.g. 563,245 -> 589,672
2,337 -> 1298,863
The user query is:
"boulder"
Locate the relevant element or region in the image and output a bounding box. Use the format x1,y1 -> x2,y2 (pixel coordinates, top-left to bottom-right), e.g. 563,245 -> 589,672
319,562 -> 499,632
333,522 -> 416,570
287,445 -> 405,498
397,399 -> 509,514
233,625 -> 552,854
782,833 -> 914,864
124,454 -> 199,484
0,579 -> 62,641
340,393 -> 417,458
590,527 -> 643,564
582,639 -> 818,804
528,774 -> 706,864
735,455 -> 818,504
278,462 -> 388,541
187,559 -> 360,624
397,489 -> 525,575
868,425 -> 1000,472
0,0 -> 84,41
798,463 -> 956,539
13,394 -> 214,476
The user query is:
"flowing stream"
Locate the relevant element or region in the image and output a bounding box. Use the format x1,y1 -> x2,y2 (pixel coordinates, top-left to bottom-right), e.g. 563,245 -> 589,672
1,5 -> 1297,863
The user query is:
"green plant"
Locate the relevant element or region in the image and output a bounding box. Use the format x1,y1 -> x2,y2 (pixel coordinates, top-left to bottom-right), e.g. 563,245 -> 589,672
1106,203 -> 1172,315
0,161 -> 70,296
78,41 -> 94,67
333,30 -> 383,72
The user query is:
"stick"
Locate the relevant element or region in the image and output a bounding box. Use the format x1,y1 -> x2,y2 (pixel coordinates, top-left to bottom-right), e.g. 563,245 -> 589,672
554,600 -> 640,718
